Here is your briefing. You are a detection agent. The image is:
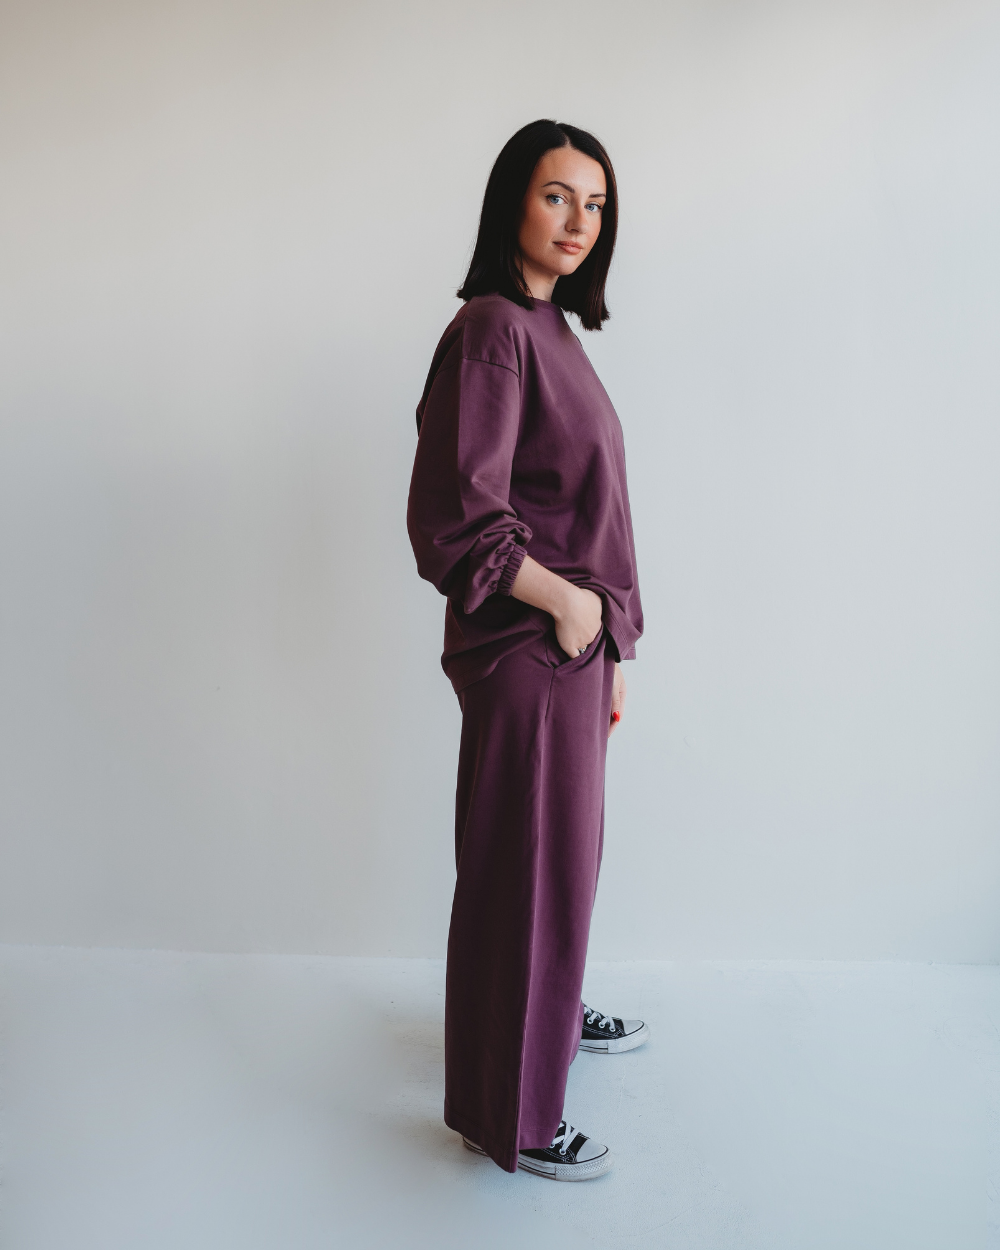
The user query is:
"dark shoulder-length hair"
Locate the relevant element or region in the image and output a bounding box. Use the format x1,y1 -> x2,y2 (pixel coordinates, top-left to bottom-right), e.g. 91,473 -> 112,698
457,119 -> 618,332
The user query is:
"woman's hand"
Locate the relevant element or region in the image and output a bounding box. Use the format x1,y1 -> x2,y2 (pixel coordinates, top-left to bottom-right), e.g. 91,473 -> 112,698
552,585 -> 603,659
510,555 -> 604,658
608,663 -> 626,738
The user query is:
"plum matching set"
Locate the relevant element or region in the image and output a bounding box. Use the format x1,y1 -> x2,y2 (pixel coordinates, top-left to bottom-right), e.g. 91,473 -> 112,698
407,294 -> 643,1173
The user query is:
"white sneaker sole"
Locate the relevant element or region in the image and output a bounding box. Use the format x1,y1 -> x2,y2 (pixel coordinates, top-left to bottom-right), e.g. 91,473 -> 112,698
462,1136 -> 613,1181
578,1021 -> 650,1054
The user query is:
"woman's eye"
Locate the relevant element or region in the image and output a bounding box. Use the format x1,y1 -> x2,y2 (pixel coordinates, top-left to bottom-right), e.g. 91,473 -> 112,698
546,194 -> 565,205
586,202 -> 602,212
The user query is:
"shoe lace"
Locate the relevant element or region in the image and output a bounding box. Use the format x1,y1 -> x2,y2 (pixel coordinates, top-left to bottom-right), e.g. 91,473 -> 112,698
550,1120 -> 578,1155
584,1005 -> 614,1031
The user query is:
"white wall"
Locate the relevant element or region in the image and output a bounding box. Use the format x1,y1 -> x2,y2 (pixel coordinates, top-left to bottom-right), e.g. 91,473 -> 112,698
1,0 -> 998,960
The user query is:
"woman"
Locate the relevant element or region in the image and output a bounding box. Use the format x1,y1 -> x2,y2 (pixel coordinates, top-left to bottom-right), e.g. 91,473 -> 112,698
407,120 -> 645,1181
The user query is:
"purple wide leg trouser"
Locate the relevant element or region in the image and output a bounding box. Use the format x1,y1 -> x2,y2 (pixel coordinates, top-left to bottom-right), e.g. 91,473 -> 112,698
443,628 -> 616,1173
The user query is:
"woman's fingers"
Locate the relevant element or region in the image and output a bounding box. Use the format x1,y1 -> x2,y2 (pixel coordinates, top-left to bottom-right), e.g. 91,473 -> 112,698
608,663 -> 626,737
614,664 -> 626,706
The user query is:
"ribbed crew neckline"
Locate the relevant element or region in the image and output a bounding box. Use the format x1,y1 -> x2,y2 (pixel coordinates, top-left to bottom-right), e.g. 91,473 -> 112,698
522,298 -> 570,322
474,293 -> 564,318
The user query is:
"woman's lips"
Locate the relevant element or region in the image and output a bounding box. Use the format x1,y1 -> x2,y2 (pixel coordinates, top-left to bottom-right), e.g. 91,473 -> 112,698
554,241 -> 583,254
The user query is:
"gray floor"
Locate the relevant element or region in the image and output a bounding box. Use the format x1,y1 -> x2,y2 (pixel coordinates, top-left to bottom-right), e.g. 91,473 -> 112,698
1,947 -> 997,1249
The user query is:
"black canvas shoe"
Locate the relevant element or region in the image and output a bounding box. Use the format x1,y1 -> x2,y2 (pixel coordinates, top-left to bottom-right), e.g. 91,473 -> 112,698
579,1003 -> 649,1053
463,1120 -> 612,1181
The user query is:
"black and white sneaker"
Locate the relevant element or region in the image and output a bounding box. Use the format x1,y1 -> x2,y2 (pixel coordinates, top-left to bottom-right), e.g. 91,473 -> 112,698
579,1003 -> 649,1053
463,1120 -> 612,1181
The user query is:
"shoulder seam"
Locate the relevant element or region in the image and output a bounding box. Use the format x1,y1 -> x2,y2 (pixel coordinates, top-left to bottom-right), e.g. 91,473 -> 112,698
462,355 -> 519,379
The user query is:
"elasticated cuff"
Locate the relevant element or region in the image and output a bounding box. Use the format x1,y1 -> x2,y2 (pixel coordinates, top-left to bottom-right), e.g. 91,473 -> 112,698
496,540 -> 528,596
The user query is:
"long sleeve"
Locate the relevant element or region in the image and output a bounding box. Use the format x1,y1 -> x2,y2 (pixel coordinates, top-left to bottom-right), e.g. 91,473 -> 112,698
408,355 -> 532,614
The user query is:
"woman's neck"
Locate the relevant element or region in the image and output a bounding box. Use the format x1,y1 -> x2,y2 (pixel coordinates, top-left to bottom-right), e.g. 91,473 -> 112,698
519,258 -> 556,302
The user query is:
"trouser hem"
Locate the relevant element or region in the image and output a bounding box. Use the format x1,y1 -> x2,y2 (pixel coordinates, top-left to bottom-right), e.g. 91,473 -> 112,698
444,1101 -> 518,1173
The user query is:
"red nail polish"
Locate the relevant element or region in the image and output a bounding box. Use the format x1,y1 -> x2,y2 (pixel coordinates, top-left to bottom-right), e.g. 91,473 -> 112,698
611,711 -> 621,722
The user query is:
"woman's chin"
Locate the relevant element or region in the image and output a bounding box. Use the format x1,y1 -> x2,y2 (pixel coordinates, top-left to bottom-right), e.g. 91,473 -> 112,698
549,256 -> 586,280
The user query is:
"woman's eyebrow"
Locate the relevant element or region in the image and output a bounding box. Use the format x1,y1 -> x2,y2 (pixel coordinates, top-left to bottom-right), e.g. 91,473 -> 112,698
541,180 -> 607,198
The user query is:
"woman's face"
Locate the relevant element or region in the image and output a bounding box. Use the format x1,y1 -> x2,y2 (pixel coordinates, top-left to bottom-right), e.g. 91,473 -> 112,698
517,145 -> 606,297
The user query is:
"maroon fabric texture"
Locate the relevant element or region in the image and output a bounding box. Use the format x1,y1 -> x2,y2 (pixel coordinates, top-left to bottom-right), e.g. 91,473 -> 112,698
407,294 -> 643,692
443,630 -> 615,1172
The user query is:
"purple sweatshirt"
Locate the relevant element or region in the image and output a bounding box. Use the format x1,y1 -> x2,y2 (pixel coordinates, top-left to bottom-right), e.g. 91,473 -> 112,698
407,294 -> 643,692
